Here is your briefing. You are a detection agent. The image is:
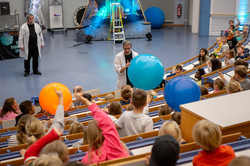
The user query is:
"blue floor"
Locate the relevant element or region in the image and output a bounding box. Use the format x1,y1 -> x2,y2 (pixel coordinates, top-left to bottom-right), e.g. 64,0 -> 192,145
0,26 -> 217,106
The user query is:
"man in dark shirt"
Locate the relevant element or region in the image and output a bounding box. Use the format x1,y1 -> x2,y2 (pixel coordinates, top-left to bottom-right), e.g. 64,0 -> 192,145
19,14 -> 44,77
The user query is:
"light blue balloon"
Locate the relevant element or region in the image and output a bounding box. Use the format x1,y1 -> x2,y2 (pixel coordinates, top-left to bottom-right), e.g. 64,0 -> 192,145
164,76 -> 201,112
128,54 -> 164,90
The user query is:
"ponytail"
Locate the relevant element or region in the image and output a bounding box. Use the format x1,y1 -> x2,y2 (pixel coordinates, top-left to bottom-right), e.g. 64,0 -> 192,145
27,135 -> 38,146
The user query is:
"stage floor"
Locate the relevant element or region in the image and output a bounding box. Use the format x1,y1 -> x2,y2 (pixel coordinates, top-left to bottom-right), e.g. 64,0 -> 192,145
0,26 -> 216,106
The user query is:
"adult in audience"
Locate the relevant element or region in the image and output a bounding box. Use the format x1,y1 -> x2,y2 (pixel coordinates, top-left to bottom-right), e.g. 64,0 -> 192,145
15,100 -> 35,126
114,40 -> 139,90
19,13 -> 44,77
0,97 -> 19,121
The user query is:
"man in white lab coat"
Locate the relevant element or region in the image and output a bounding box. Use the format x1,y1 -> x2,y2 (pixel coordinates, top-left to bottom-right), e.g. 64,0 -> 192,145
114,41 -> 139,90
19,14 -> 44,77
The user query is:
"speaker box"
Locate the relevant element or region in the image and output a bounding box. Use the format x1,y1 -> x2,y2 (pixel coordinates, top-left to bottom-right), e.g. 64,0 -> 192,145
0,2 -> 10,15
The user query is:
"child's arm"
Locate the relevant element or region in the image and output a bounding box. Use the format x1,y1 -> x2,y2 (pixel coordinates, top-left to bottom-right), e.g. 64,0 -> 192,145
75,93 -> 125,150
48,89 -> 65,133
235,15 -> 240,28
24,128 -> 61,165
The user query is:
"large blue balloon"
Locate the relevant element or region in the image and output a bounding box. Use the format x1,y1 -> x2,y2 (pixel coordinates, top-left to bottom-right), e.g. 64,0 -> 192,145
164,76 -> 201,112
128,54 -> 164,90
145,7 -> 165,29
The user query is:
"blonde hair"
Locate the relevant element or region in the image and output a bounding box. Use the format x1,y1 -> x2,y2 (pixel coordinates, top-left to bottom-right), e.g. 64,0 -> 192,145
193,119 -> 222,152
158,121 -> 182,144
26,118 -> 45,147
87,120 -> 104,161
216,37 -> 221,42
226,81 -> 242,94
147,90 -> 157,98
43,140 -> 69,163
17,114 -> 34,145
68,121 -> 84,135
32,154 -> 63,166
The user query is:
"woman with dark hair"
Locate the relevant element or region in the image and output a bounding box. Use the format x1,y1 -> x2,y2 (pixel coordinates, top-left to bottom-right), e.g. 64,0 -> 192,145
0,98 -> 19,121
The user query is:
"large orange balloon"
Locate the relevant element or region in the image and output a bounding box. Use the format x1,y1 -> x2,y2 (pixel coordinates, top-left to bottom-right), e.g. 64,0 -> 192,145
39,83 -> 72,115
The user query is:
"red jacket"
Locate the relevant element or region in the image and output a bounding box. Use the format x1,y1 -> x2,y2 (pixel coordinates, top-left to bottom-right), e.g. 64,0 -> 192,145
193,145 -> 236,166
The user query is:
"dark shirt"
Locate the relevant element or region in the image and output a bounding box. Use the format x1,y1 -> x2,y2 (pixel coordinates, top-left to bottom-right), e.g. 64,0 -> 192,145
125,52 -> 133,87
235,54 -> 245,61
28,24 -> 37,49
15,113 -> 25,126
120,99 -> 131,105
227,37 -> 238,49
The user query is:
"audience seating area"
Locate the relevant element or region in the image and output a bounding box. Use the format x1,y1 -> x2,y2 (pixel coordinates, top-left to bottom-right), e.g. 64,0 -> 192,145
1,28 -> 250,165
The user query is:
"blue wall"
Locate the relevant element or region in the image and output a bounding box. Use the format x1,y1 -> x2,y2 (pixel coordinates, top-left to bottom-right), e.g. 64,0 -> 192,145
199,0 -> 211,36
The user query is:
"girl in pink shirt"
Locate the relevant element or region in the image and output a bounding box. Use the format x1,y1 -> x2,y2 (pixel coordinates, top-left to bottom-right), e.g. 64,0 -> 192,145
74,93 -> 129,165
0,98 -> 19,121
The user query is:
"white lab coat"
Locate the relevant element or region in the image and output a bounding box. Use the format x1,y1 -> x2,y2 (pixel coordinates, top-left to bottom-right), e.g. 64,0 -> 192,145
18,22 -> 44,60
114,50 -> 139,90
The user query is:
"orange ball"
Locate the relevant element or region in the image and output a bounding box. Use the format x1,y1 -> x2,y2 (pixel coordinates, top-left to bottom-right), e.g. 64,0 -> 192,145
39,83 -> 72,115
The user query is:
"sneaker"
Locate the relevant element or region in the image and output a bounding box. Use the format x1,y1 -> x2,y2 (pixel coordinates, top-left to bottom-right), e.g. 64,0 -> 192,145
33,71 -> 42,75
24,72 -> 29,77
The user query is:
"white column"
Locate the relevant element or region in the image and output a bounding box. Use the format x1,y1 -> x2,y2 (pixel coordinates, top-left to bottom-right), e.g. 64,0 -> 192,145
191,0 -> 200,33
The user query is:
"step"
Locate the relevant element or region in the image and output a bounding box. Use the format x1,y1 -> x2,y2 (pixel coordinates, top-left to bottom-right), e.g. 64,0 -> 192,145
114,37 -> 125,41
114,32 -> 124,35
114,26 -> 123,29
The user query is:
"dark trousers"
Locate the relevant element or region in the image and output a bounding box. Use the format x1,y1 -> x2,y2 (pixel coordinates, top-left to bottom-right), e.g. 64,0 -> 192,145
24,48 -> 39,73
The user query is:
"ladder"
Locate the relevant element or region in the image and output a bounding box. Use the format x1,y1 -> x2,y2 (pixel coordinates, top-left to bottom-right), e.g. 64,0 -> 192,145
108,3 -> 125,44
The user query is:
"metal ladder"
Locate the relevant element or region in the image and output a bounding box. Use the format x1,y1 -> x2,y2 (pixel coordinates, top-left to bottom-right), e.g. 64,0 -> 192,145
108,3 -> 125,44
